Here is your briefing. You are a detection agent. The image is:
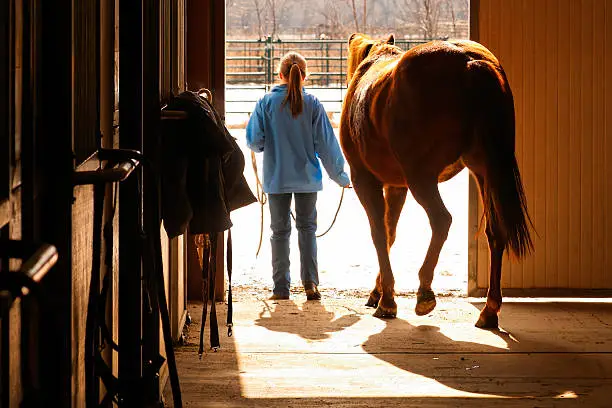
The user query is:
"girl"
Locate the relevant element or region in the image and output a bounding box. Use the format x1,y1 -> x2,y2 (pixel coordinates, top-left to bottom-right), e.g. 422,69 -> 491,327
247,51 -> 350,301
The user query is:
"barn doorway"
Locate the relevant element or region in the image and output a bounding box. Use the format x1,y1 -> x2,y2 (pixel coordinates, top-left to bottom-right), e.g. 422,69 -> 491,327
167,1 -> 612,406
223,2 -> 471,299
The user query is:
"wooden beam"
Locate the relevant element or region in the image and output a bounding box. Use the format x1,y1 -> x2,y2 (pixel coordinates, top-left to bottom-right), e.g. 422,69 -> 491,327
0,0 -> 9,206
210,0 -> 226,117
467,0 -> 481,296
185,0 -> 225,112
118,0 -> 144,402
469,0 -> 480,42
142,0 -> 162,402
186,0 -> 211,92
35,0 -> 74,404
186,0 -> 227,301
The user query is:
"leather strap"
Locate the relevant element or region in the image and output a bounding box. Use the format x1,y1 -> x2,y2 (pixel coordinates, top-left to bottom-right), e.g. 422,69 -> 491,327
198,234 -> 221,357
226,230 -> 233,337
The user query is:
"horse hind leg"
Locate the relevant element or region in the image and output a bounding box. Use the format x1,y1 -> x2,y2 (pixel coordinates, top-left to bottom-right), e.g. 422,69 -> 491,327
472,173 -> 506,329
366,186 -> 408,308
352,170 -> 397,318
406,176 -> 452,316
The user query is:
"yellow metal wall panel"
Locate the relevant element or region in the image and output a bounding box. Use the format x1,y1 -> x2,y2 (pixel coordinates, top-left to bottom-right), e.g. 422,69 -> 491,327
580,0 -> 594,288
557,0 -> 572,288
533,0 -> 547,288
544,0 -> 559,288
522,0 -> 536,289
593,1 -> 606,288
567,0 -> 582,289
472,0 -> 612,291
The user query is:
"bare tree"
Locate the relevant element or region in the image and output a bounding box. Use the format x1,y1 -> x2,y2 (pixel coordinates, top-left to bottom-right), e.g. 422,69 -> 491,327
457,0 -> 469,19
252,0 -> 268,39
385,0 -> 396,29
318,0 -> 348,38
363,0 -> 367,33
412,0 -> 442,39
225,0 -> 253,35
446,0 -> 468,38
392,0 -> 417,34
225,0 -> 469,40
266,0 -> 292,39
446,0 -> 457,37
347,0 -> 360,32
367,0 -> 392,32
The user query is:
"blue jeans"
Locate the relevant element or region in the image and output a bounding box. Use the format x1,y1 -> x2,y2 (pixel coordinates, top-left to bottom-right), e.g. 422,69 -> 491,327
268,192 -> 318,296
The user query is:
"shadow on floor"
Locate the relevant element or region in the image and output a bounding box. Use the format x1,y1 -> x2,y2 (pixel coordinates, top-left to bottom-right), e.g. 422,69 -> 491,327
254,299 -> 360,340
166,300 -> 612,407
362,301 -> 612,400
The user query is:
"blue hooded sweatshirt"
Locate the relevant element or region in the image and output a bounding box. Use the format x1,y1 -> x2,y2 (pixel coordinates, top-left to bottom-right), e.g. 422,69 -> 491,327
246,85 -> 350,194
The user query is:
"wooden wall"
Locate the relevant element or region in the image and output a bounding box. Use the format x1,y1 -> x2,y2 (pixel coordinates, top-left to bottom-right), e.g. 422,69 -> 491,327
470,0 -> 612,293
71,183 -> 94,407
0,0 -> 188,404
2,0 -> 24,405
100,0 -> 121,390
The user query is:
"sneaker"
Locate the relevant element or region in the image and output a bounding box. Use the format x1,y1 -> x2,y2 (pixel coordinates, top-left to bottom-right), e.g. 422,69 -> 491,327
304,282 -> 321,301
269,293 -> 290,300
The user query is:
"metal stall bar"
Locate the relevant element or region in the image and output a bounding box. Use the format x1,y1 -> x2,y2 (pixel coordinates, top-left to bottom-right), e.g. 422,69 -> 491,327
0,241 -> 58,407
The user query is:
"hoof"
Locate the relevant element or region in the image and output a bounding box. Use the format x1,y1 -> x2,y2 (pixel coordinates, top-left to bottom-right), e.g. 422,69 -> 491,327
475,309 -> 499,329
365,290 -> 380,308
415,289 -> 436,316
373,297 -> 397,318
373,305 -> 397,318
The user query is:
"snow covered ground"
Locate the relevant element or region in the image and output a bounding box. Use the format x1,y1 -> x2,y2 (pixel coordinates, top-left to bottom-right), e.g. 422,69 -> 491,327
227,127 -> 469,296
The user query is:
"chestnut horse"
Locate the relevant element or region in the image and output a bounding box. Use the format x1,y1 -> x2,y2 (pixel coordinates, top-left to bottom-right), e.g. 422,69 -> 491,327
340,34 -> 533,328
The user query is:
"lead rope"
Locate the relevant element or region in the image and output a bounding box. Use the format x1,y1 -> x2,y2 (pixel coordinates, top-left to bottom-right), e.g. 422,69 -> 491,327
314,186 -> 345,238
250,151 -> 346,257
251,151 -> 267,257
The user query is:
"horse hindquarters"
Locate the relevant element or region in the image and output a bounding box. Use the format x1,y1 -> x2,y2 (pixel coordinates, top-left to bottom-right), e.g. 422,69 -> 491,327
466,60 -> 534,328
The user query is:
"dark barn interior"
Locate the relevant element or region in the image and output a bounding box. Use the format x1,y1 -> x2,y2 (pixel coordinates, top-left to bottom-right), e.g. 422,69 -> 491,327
1,0 -> 612,407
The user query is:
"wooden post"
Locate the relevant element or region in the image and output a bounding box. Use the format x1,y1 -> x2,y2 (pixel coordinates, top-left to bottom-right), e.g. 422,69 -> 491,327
186,0 -> 227,302
142,0 -> 162,402
467,0 -> 480,296
37,0 -> 75,404
118,0 -> 144,402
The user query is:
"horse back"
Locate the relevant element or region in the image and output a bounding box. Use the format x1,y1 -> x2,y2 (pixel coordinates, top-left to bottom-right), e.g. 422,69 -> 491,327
383,41 -> 501,163
342,40 -> 505,186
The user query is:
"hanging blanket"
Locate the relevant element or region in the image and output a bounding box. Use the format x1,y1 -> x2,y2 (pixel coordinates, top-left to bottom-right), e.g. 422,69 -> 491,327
160,91 -> 256,238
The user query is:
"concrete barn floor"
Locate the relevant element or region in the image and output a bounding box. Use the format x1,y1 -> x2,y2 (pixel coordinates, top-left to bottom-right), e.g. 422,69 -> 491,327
164,290 -> 612,407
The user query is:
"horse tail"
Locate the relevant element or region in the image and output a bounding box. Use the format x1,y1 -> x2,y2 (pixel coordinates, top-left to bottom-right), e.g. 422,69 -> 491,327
467,59 -> 534,259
